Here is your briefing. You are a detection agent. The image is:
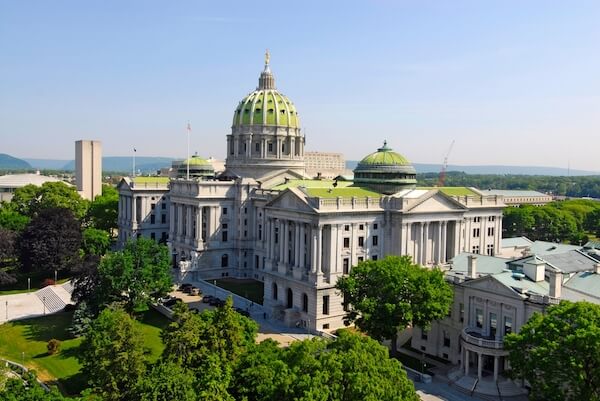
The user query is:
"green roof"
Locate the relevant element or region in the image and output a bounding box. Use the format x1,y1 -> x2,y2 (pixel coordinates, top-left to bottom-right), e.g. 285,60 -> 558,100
182,156 -> 211,166
305,186 -> 381,198
358,141 -> 412,167
233,90 -> 299,128
271,179 -> 353,191
132,176 -> 170,184
417,187 -> 479,196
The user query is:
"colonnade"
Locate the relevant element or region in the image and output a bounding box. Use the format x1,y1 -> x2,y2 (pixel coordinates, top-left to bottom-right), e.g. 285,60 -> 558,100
227,134 -> 304,160
402,220 -> 461,266
461,348 -> 502,383
265,218 -> 315,272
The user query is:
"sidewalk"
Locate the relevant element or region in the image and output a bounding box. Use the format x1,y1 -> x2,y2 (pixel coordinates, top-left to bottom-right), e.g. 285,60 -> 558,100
0,283 -> 74,324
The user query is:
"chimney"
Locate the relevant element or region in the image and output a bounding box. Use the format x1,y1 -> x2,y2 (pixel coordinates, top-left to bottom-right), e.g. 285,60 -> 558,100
468,255 -> 478,278
549,270 -> 562,299
595,263 -> 600,275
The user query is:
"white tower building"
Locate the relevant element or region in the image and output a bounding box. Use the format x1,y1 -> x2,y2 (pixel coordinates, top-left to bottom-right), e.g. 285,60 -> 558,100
75,139 -> 102,200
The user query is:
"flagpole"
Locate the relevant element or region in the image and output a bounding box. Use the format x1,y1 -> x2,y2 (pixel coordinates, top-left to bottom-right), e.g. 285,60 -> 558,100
133,148 -> 136,177
186,123 -> 191,180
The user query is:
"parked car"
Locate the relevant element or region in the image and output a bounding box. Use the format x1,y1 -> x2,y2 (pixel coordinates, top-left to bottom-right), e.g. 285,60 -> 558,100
190,287 -> 200,296
164,297 -> 182,307
202,295 -> 214,303
178,283 -> 193,292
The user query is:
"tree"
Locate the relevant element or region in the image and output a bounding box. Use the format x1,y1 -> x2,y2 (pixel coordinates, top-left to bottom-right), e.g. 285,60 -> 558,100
134,361 -> 197,401
19,207 -> 82,273
87,185 -> 119,237
0,228 -> 17,285
11,181 -> 89,219
0,371 -> 70,401
0,203 -> 29,232
504,301 -> 600,401
96,238 -> 172,311
81,227 -> 111,256
336,255 -> 453,355
79,305 -> 147,401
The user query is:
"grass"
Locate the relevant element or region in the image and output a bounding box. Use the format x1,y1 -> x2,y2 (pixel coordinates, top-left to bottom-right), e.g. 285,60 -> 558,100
271,179 -> 353,190
306,186 -> 382,198
215,278 -> 264,305
0,308 -> 170,396
132,176 -> 170,184
417,186 -> 479,196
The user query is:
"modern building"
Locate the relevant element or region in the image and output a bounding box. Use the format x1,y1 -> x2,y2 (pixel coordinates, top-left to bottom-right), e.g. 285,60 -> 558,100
304,151 -> 347,179
0,172 -> 68,202
412,243 -> 600,397
117,53 -> 506,332
473,189 -> 552,207
75,140 -> 102,200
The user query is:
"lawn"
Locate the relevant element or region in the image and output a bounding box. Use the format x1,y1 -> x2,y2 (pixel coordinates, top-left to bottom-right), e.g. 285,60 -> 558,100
0,308 -> 170,396
215,278 -> 264,305
0,269 -> 71,296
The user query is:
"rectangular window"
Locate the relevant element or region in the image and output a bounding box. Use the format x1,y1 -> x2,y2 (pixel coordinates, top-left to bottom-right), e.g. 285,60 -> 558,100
488,216 -> 495,222
372,235 -> 378,246
358,256 -> 364,263
373,223 -> 378,230
244,218 -> 247,226
161,203 -> 166,210
161,214 -> 166,224
476,308 -> 483,328
151,203 -> 156,210
358,236 -> 364,247
258,224 -> 262,240
268,142 -> 273,152
488,227 -> 494,236
161,232 -> 167,241
343,258 -> 350,274
274,227 -> 279,244
222,223 -> 228,229
473,217 -> 481,223
443,330 -> 450,347
504,316 -> 513,335
150,232 -> 155,240
222,207 -> 228,215
486,244 -> 494,256
359,224 -> 364,231
472,245 -> 480,254
372,255 -> 378,261
322,295 -> 330,315
222,231 -> 228,242
421,330 -> 428,340
255,142 -> 260,152
459,303 -> 464,322
344,225 -> 350,231
343,237 -> 350,248
150,214 -> 155,224
473,228 -> 480,237
490,312 -> 497,338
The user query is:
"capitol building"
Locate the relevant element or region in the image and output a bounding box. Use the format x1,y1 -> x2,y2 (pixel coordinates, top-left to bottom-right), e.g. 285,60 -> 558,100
117,53 -> 505,331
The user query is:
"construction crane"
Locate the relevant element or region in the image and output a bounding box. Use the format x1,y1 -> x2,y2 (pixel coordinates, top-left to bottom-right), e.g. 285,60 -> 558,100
437,140 -> 455,187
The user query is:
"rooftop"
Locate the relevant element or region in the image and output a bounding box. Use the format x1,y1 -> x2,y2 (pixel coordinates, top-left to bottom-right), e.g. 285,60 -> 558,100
476,189 -> 551,198
132,176 -> 170,184
529,240 -> 581,255
271,179 -> 353,191
417,187 -> 479,197
0,173 -> 67,187
304,186 -> 381,198
501,236 -> 533,248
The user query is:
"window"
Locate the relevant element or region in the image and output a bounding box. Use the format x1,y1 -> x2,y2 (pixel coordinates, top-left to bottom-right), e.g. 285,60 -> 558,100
489,312 -> 497,338
322,295 -> 330,315
302,293 -> 308,312
486,244 -> 494,256
274,227 -> 279,244
343,258 -> 350,274
222,207 -> 228,215
222,223 -> 228,229
287,288 -> 293,308
358,236 -> 364,247
472,245 -> 480,254
244,218 -> 247,226
473,228 -> 480,237
473,217 -> 481,223
150,214 -> 155,224
476,308 -> 483,328
161,232 -> 167,241
488,227 -> 494,236
359,224 -> 364,231
272,283 -> 278,300
161,203 -> 166,210
372,255 -> 378,261
443,330 -> 451,347
459,303 -> 464,322
358,256 -> 364,263
268,142 -> 273,152
150,232 -> 155,240
255,142 -> 260,152
344,225 -> 350,231
373,223 -> 378,230
222,231 -> 228,242
343,237 -> 350,248
421,330 -> 428,340
258,224 -> 262,240
221,254 -> 228,267
504,316 -> 513,335
151,203 -> 156,210
488,216 -> 496,222
161,214 -> 166,224
372,235 -> 378,246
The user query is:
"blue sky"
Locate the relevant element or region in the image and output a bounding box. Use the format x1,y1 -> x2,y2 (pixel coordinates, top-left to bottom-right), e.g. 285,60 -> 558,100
1,1 -> 599,170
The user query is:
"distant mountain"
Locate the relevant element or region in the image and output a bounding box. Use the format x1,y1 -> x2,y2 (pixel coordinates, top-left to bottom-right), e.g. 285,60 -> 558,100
0,154 -> 32,170
62,156 -> 175,173
24,158 -> 71,170
346,161 -> 600,176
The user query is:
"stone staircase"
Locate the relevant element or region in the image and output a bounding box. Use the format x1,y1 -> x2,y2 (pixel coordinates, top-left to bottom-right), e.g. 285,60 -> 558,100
62,281 -> 74,294
35,286 -> 67,314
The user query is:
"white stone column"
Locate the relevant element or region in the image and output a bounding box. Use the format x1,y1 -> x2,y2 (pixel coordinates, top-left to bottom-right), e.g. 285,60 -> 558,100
195,207 -> 202,244
169,203 -> 175,238
299,224 -> 306,268
186,205 -> 192,240
423,222 -> 430,265
279,220 -> 285,262
441,221 -> 447,263
269,219 -> 275,260
294,224 -> 300,267
283,221 -> 290,265
477,353 -> 483,380
317,226 -> 323,274
311,226 -> 318,273
437,221 -> 443,264
465,349 -> 470,376
329,224 -> 338,274
493,355 -> 499,382
415,223 -> 422,264
132,196 -> 137,224
177,204 -> 184,237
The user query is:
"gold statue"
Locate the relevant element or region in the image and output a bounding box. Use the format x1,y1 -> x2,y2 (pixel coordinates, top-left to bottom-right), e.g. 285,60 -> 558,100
265,49 -> 270,65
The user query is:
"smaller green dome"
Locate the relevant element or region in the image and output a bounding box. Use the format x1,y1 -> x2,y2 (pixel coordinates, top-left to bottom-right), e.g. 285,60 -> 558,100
183,155 -> 211,166
176,155 -> 214,179
358,141 -> 412,167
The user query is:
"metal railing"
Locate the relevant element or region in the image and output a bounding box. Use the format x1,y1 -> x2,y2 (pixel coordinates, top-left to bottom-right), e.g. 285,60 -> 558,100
461,327 -> 504,349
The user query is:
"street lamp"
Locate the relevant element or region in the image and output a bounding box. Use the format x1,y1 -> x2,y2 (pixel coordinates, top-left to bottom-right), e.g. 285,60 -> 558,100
214,280 -> 217,297
54,270 -> 57,283
5,301 -> 7,320
27,278 -> 30,291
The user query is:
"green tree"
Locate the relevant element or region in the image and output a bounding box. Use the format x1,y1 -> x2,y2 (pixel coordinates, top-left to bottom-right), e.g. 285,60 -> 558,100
11,181 -> 89,219
87,185 -> 118,237
79,305 -> 147,401
0,203 -> 29,232
95,238 -> 172,311
82,227 -> 111,256
0,228 -> 17,285
336,255 -> 453,355
134,361 -> 197,401
0,372 -> 70,401
19,207 -> 82,273
504,301 -> 600,401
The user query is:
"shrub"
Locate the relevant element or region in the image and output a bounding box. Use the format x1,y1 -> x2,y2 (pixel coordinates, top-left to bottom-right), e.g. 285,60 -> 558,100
47,339 -> 61,355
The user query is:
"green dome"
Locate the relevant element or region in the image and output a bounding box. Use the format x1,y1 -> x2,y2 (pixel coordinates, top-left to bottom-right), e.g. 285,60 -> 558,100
176,155 -> 214,179
183,155 -> 211,166
232,90 -> 300,128
353,141 -> 417,194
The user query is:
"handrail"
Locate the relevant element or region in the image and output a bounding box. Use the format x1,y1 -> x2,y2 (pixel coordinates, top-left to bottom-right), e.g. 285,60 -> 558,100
461,327 -> 504,349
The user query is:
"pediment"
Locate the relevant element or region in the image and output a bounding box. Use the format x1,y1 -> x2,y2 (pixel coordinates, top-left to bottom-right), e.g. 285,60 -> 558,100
260,170 -> 307,189
404,192 -> 467,213
267,189 -> 315,213
462,275 -> 523,300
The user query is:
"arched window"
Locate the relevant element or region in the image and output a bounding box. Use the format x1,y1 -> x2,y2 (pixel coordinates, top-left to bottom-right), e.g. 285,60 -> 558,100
302,293 -> 308,313
221,254 -> 228,268
287,288 -> 293,309
272,283 -> 278,300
